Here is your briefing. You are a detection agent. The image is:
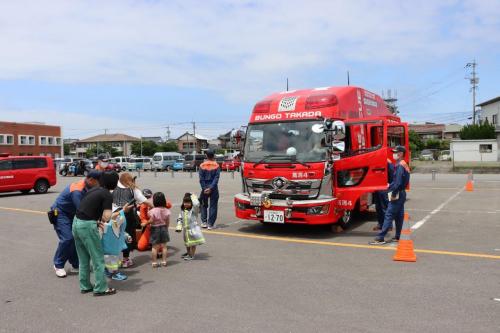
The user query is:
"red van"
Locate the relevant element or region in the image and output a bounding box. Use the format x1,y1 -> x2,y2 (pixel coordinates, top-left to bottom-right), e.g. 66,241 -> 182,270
0,155 -> 57,194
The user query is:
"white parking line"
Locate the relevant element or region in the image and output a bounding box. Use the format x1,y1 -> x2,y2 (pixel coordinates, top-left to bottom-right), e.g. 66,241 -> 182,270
411,188 -> 464,231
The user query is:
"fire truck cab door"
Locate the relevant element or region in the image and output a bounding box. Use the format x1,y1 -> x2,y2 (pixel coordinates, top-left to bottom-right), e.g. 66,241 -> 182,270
333,148 -> 388,211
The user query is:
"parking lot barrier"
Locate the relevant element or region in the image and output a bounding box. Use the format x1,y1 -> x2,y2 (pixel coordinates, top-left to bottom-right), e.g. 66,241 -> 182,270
432,169 -> 436,181
171,170 -> 175,178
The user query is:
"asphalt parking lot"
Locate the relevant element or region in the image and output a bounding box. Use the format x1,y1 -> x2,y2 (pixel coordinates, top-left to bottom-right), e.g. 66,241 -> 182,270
1,171 -> 499,332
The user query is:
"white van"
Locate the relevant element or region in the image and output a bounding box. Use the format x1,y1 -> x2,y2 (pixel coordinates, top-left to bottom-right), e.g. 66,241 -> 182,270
111,156 -> 130,171
152,152 -> 183,171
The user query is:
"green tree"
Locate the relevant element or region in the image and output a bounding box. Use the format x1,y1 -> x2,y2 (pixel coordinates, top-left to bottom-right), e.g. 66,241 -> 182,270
459,120 -> 495,140
409,130 -> 424,152
424,139 -> 441,150
158,141 -> 178,152
63,143 -> 71,156
85,143 -> 119,158
131,141 -> 158,156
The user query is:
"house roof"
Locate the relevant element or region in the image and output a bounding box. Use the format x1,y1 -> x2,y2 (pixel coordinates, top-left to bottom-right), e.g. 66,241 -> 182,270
477,96 -> 500,107
176,132 -> 209,141
78,133 -> 140,143
444,124 -> 463,133
409,123 -> 445,133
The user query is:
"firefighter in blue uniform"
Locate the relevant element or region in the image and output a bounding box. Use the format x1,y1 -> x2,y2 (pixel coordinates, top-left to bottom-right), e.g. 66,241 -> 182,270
199,149 -> 221,230
370,146 -> 410,245
373,160 -> 395,231
50,171 -> 101,277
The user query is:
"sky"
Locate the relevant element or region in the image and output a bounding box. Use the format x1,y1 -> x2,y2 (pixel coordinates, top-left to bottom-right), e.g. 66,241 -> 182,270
0,0 -> 499,140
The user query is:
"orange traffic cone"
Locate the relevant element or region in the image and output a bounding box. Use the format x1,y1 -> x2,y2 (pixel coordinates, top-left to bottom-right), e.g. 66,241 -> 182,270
393,212 -> 417,262
465,172 -> 474,192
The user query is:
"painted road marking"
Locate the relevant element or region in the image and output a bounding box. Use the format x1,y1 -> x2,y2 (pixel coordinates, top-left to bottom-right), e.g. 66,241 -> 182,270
493,298 -> 500,302
411,188 -> 464,231
0,206 -> 46,215
2,206 -> 500,260
406,208 -> 498,214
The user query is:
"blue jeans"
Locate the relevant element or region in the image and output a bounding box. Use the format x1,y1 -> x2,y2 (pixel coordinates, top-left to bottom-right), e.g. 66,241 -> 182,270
200,188 -> 219,227
376,191 -> 406,241
374,191 -> 389,228
53,211 -> 79,269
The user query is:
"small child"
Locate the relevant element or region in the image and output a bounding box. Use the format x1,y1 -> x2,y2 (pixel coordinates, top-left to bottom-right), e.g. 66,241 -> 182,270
146,192 -> 171,268
102,209 -> 129,281
176,193 -> 205,261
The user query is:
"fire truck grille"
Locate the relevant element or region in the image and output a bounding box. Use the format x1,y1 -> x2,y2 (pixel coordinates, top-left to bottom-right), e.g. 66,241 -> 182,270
246,178 -> 321,199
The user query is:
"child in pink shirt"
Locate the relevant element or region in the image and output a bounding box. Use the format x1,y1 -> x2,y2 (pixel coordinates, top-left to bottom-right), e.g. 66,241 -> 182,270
146,192 -> 171,268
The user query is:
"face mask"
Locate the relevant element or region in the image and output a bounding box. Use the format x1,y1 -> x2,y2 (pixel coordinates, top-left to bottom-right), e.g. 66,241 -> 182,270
393,153 -> 400,160
100,162 -> 109,168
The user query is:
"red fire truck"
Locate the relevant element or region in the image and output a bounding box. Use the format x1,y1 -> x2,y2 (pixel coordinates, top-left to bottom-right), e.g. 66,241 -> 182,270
234,86 -> 409,226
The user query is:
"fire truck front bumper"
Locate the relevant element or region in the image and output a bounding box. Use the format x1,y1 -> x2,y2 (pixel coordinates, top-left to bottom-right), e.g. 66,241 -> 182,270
234,193 -> 343,225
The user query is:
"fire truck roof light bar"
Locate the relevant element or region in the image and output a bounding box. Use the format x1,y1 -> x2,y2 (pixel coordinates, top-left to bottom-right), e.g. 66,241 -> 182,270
305,94 -> 338,110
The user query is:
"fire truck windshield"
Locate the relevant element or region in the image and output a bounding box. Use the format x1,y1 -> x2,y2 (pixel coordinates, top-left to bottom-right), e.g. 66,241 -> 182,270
244,120 -> 327,163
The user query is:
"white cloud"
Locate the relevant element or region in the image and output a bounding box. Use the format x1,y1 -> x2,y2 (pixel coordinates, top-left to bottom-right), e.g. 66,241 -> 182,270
0,0 -> 499,103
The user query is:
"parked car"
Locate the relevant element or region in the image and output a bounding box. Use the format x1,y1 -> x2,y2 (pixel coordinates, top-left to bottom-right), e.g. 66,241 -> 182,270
438,150 -> 451,161
183,154 -> 206,171
172,159 -> 184,171
215,155 -> 224,168
0,155 -> 57,194
111,156 -> 130,171
128,157 -> 152,171
420,149 -> 435,161
152,152 -> 183,171
222,157 -> 241,171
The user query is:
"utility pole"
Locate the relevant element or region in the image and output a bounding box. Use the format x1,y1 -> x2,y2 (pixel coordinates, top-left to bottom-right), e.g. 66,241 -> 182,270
165,126 -> 171,141
466,60 -> 479,124
191,121 -> 196,153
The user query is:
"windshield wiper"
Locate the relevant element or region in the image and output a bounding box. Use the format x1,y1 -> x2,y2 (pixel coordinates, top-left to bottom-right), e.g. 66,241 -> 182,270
253,154 -> 291,167
253,154 -> 311,168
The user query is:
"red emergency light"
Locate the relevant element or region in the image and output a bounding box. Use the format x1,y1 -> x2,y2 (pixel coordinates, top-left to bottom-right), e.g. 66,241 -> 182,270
305,94 -> 338,110
253,100 -> 272,113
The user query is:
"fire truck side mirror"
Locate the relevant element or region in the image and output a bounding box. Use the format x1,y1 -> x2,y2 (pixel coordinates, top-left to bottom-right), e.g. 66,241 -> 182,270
331,121 -> 346,141
332,141 -> 345,152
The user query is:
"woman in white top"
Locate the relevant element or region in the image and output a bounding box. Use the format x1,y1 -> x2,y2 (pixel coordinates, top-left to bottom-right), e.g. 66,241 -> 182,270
112,172 -> 153,267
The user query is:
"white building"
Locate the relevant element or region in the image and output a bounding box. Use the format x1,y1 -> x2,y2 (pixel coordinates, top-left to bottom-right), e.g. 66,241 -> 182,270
477,96 -> 500,152
73,133 -> 140,157
450,139 -> 498,162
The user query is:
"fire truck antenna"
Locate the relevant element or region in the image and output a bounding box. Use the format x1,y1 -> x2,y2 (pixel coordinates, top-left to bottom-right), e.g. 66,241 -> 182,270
347,71 -> 350,86
286,78 -> 289,91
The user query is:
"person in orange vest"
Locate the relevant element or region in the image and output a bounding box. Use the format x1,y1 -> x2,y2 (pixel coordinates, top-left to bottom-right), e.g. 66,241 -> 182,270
199,149 -> 221,229
50,171 -> 101,277
370,146 -> 410,245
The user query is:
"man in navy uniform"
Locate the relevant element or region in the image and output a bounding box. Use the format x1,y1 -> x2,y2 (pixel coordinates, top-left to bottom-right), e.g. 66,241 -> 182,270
50,171 -> 101,277
199,149 -> 221,230
373,160 -> 395,231
370,146 -> 410,245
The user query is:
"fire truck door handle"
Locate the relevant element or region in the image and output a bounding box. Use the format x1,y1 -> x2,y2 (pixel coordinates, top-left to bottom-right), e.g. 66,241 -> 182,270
372,167 -> 385,173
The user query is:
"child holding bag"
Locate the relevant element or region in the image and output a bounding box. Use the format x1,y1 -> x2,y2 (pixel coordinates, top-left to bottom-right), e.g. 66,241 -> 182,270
176,193 -> 205,261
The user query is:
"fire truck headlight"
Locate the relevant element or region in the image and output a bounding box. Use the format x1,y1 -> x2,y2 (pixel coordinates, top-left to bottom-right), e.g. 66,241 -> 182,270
236,201 -> 246,210
307,205 -> 330,215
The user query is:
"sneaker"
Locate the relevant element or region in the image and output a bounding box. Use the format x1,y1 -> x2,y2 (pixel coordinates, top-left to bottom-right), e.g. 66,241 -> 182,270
122,258 -> 134,268
207,225 -> 216,230
111,272 -> 128,281
391,237 -> 399,243
201,223 -> 208,228
181,252 -> 189,258
372,225 -> 381,231
54,266 -> 67,278
183,255 -> 193,261
369,239 -> 387,245
70,267 -> 79,274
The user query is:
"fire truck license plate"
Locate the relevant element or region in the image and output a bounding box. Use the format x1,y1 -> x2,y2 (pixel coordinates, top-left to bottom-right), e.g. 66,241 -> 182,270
263,210 -> 285,223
